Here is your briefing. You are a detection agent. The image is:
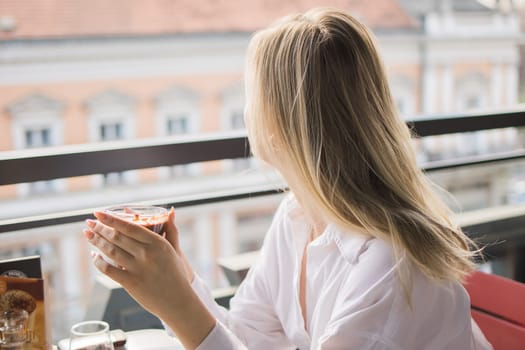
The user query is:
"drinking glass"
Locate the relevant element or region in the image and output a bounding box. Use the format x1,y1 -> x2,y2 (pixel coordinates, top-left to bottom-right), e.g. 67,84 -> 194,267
105,205 -> 169,234
0,309 -> 29,348
68,320 -> 114,350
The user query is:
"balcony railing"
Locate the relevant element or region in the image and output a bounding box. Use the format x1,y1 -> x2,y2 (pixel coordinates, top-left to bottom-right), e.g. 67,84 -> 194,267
0,108 -> 524,272
1,109 -> 525,236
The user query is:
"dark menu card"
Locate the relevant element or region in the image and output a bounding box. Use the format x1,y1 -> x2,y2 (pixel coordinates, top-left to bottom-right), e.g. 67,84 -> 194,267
0,255 -> 42,279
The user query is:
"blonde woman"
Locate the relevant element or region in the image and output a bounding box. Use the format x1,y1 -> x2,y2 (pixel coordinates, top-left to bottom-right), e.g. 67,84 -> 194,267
84,8 -> 492,349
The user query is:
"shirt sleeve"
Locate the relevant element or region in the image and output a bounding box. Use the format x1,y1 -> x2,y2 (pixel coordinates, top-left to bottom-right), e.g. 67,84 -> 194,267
196,321 -> 247,350
165,197 -> 294,350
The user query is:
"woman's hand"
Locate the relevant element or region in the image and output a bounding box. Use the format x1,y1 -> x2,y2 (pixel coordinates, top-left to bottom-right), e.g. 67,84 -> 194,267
83,209 -> 190,317
83,209 -> 216,349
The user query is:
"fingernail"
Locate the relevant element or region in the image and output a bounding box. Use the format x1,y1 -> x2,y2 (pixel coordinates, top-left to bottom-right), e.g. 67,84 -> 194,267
86,219 -> 96,228
83,229 -> 94,240
94,211 -> 107,220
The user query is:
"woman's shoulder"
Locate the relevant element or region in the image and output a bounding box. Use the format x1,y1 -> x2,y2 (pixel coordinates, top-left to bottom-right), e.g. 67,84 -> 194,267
332,228 -> 398,284
332,234 -> 473,344
334,231 -> 468,307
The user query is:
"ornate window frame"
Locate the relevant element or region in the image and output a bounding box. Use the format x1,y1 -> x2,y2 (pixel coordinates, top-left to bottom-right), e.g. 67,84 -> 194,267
86,90 -> 137,187
8,93 -> 65,196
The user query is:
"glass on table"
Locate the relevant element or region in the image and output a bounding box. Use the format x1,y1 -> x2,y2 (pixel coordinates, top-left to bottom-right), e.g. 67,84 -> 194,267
104,205 -> 169,234
0,309 -> 29,349
68,320 -> 114,350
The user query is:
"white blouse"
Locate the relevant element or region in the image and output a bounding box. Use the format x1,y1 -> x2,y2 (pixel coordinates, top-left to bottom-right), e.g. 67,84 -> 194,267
171,195 -> 493,349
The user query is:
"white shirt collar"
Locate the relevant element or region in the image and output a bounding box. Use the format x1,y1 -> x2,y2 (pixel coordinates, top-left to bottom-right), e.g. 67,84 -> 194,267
286,194 -> 373,264
326,224 -> 373,265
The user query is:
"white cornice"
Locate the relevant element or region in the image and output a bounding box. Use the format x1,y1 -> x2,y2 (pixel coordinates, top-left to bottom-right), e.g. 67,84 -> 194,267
155,85 -> 200,107
85,89 -> 136,113
0,30 -> 520,86
0,33 -> 252,64
7,93 -> 63,116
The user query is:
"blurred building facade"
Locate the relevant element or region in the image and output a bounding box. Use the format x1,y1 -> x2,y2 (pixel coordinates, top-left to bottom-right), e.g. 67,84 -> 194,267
0,0 -> 522,340
0,0 -> 521,210
397,0 -> 522,210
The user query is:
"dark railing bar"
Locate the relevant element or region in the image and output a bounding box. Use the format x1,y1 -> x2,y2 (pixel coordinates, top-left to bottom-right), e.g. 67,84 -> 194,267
463,214 -> 525,245
419,149 -> 525,172
1,110 -> 524,185
2,182 -> 523,244
1,141 -> 523,188
408,109 -> 525,137
0,132 -> 250,186
0,185 -> 282,233
2,148 -> 525,233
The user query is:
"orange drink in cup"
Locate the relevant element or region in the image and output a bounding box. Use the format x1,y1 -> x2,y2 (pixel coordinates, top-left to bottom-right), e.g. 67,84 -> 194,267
105,205 -> 169,234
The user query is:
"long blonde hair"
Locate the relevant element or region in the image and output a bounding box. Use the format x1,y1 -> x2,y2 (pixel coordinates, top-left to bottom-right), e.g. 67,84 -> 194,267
245,8 -> 477,283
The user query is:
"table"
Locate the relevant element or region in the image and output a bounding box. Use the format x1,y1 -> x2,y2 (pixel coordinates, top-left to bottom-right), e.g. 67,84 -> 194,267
55,329 -> 183,350
124,329 -> 183,349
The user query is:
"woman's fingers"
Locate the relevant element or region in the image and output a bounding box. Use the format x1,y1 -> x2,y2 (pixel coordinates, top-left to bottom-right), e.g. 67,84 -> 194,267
85,212 -> 174,272
92,253 -> 128,284
86,219 -> 143,253
84,228 -> 134,268
94,211 -> 153,244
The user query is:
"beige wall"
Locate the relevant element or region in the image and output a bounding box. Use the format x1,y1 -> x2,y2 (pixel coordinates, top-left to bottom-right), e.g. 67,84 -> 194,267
0,73 -> 244,196
0,74 -> 243,143
0,56 -> 513,199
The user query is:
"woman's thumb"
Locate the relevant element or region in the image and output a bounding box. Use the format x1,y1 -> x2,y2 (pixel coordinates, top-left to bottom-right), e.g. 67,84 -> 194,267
164,207 -> 180,251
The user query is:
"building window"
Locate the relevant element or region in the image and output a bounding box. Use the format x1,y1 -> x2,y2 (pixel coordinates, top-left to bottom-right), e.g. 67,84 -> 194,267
167,114 -> 191,177
25,128 -> 51,148
230,110 -> 250,171
102,172 -> 124,186
86,90 -> 137,188
99,123 -> 123,141
465,95 -> 481,110
25,127 -> 55,194
230,110 -> 245,130
221,81 -> 252,173
155,86 -> 200,179
7,93 -> 64,197
167,115 -> 189,135
99,121 -> 125,185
